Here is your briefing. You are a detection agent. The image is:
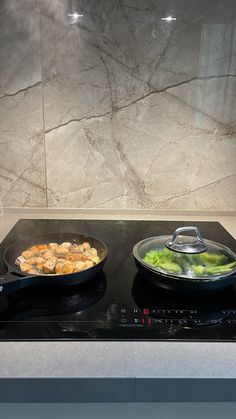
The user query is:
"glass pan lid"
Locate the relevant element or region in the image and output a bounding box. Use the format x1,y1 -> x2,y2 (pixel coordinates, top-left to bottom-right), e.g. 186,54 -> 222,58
133,226 -> 236,280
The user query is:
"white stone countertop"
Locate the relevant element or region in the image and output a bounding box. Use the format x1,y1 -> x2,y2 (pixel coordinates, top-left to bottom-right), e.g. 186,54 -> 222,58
0,209 -> 236,402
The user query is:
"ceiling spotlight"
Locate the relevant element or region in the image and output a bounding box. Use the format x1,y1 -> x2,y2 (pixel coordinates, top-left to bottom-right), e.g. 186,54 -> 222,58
67,12 -> 83,23
68,12 -> 83,18
161,16 -> 176,22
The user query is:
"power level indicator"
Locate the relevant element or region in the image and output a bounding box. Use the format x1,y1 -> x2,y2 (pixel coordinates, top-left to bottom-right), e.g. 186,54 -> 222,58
143,309 -> 149,315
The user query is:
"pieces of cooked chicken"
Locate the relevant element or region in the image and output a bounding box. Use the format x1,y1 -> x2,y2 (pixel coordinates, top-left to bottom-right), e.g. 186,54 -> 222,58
55,261 -> 64,274
26,257 -> 36,265
42,250 -> 54,260
61,242 -> 72,249
42,257 -> 57,274
91,256 -> 100,264
34,257 -> 46,271
15,256 -> 26,266
55,245 -> 70,257
72,244 -> 84,254
31,244 -> 48,254
35,256 -> 46,265
69,253 -> 85,262
90,248 -> 98,257
56,261 -> 75,274
83,250 -> 93,259
73,261 -> 87,272
20,262 -> 33,273
21,250 -> 35,259
17,240 -> 100,276
82,242 -> 91,250
83,260 -> 94,269
48,243 -> 58,251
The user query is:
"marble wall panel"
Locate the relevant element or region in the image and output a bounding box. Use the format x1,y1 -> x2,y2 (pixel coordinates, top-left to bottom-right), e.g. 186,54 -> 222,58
41,0 -> 236,210
0,0 -> 235,209
46,116 -> 125,207
0,0 -> 46,207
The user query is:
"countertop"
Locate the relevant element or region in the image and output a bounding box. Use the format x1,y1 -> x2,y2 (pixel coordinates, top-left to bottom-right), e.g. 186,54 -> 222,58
0,208 -> 236,402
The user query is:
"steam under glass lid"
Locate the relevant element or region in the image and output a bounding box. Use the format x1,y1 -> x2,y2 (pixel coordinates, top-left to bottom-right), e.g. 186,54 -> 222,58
133,226 -> 236,280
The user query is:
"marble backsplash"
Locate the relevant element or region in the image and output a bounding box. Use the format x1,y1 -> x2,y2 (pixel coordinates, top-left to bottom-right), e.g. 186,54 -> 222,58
0,0 -> 235,210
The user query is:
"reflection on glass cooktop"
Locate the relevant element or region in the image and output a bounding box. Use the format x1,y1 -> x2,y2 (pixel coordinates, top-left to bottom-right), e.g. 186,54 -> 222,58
0,219 -> 235,341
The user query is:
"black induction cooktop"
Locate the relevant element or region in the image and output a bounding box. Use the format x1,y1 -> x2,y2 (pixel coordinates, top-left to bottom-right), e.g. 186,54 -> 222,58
0,219 -> 235,341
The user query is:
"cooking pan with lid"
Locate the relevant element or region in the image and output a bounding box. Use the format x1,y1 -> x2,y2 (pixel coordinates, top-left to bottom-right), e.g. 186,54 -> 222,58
133,226 -> 236,292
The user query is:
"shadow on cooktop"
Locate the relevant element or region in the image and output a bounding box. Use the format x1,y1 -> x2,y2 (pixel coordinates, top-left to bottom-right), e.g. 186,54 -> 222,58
0,272 -> 107,321
132,273 -> 236,318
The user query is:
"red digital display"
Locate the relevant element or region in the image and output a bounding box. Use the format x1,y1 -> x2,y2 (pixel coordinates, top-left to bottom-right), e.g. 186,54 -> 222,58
143,309 -> 149,315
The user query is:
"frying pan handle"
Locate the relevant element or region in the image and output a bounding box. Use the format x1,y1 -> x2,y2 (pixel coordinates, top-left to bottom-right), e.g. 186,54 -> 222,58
0,272 -> 36,294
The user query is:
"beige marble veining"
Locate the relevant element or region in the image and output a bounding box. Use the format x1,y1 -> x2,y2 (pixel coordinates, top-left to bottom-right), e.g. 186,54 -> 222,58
0,0 -> 235,210
45,117 -> 125,208
41,0 -> 236,210
0,0 -> 46,208
0,85 -> 46,207
0,0 -> 41,97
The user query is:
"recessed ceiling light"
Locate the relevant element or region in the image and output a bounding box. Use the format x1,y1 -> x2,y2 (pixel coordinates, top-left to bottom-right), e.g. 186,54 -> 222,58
161,16 -> 176,22
68,13 -> 83,18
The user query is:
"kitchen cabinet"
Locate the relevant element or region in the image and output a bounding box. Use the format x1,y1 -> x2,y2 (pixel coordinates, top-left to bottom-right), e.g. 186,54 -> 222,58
1,403 -> 236,419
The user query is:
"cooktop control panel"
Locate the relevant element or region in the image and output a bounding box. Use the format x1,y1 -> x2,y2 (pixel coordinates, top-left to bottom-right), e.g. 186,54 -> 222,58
115,305 -> 236,328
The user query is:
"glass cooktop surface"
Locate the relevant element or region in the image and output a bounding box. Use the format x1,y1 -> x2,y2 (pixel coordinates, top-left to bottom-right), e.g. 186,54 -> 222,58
0,219 -> 235,341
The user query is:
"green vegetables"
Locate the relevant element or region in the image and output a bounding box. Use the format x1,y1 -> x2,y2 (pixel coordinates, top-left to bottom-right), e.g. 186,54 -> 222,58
143,247 -> 236,277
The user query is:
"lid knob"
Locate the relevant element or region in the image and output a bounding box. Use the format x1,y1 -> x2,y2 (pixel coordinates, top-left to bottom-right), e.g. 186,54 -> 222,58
165,226 -> 208,254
